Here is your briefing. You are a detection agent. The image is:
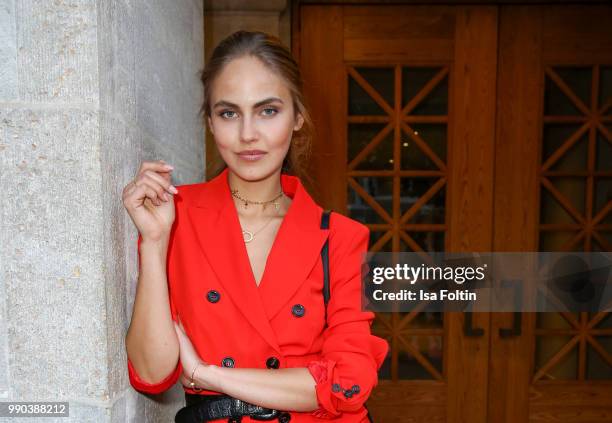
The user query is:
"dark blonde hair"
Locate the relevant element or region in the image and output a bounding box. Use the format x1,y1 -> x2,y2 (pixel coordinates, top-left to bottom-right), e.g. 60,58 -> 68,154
200,30 -> 315,186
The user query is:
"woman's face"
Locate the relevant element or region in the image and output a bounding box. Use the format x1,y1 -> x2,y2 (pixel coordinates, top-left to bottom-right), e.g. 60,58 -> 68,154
207,55 -> 304,181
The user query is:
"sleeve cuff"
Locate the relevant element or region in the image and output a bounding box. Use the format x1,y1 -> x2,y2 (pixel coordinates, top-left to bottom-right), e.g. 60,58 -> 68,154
127,357 -> 182,394
307,359 -> 342,418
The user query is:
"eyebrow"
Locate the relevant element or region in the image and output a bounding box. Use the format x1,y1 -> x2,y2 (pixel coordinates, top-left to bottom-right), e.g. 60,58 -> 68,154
213,97 -> 284,109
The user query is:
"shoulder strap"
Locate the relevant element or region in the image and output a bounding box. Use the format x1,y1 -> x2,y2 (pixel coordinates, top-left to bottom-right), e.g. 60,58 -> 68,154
320,209 -> 332,308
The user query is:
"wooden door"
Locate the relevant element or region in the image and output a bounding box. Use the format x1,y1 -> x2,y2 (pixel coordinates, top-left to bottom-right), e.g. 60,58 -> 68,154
491,5 -> 612,423
295,2 -> 612,422
296,5 -> 498,422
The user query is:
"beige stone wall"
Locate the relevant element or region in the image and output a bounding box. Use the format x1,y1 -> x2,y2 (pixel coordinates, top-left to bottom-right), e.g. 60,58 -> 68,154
0,1 -> 205,421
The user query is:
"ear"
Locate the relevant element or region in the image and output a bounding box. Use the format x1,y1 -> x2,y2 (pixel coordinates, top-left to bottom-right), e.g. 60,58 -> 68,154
294,113 -> 304,132
207,115 -> 214,135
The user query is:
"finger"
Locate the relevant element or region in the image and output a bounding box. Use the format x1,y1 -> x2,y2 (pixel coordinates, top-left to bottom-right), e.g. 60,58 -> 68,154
138,160 -> 173,176
143,170 -> 178,196
141,173 -> 170,202
143,186 -> 163,206
134,178 -> 166,205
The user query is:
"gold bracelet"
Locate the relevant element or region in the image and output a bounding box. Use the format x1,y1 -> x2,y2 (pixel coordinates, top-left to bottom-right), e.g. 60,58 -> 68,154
189,362 -> 203,392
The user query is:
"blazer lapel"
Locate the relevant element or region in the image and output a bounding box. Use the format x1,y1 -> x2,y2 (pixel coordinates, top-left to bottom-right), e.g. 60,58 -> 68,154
257,175 -> 329,321
185,167 -> 329,354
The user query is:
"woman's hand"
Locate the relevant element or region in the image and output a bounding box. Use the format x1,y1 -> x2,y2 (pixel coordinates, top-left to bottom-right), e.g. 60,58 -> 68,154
174,317 -> 219,391
122,160 -> 178,242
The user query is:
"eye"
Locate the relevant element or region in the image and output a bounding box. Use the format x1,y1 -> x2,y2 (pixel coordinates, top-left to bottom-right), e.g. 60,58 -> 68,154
262,107 -> 278,116
218,110 -> 237,119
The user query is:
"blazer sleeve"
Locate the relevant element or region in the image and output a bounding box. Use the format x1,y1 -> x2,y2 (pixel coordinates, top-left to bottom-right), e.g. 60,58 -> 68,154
126,233 -> 183,394
306,222 -> 389,418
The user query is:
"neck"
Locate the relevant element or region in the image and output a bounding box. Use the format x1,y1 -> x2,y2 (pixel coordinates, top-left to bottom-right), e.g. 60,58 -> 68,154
227,168 -> 286,218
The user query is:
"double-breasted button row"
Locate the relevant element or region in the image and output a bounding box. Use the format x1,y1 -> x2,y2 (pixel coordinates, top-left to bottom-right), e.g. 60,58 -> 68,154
221,356 -> 284,370
207,293 -> 305,321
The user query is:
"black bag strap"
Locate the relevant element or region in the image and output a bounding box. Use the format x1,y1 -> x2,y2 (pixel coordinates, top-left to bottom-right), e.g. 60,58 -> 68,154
320,209 -> 332,308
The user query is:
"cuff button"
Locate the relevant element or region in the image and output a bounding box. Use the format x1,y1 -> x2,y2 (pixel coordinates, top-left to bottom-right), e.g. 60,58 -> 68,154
351,384 -> 360,393
332,383 -> 341,393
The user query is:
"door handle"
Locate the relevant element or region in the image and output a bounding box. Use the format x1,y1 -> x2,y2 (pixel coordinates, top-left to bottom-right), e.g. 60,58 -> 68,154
499,312 -> 522,337
464,312 -> 485,337
498,279 -> 523,338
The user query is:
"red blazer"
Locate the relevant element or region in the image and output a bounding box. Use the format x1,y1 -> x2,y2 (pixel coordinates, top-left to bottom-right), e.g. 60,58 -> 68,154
127,166 -> 389,422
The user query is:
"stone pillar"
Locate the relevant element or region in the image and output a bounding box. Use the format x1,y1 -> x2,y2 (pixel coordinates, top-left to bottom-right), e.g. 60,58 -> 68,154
0,0 -> 205,421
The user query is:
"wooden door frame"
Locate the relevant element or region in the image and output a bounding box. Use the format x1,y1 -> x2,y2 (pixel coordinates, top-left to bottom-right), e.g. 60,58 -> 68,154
290,0 -> 610,62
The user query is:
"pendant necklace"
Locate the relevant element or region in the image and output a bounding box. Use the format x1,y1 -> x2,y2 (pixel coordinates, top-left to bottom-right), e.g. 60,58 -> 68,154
230,187 -> 284,243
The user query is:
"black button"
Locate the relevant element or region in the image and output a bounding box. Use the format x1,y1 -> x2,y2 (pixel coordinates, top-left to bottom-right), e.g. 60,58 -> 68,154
351,384 -> 360,393
221,357 -> 235,368
266,356 -> 280,369
278,412 -> 291,423
206,290 -> 220,303
291,304 -> 305,317
344,390 -> 354,398
332,383 -> 341,393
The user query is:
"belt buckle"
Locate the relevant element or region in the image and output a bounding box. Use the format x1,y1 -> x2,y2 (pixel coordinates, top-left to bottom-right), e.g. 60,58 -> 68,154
250,409 -> 279,421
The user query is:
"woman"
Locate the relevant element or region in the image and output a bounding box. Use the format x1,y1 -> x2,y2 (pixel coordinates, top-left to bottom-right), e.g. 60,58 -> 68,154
122,30 -> 389,422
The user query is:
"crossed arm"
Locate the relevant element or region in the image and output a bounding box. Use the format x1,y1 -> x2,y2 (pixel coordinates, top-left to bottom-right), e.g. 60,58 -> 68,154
174,319 -> 319,412
196,363 -> 319,411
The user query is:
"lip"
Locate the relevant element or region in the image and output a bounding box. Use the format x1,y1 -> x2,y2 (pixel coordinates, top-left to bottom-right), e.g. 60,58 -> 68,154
237,150 -> 267,161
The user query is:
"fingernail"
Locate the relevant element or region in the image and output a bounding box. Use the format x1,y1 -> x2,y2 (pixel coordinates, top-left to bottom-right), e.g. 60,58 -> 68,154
169,185 -> 178,194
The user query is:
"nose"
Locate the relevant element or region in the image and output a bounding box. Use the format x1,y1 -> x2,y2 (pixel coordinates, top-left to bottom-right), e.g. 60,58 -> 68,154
240,115 -> 258,143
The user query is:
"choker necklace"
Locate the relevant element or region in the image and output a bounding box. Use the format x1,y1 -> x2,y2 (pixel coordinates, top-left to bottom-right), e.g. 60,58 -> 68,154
230,188 -> 284,211
230,187 -> 285,243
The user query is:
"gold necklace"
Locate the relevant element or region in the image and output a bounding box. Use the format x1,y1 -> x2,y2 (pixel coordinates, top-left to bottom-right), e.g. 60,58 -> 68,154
230,188 -> 284,243
230,188 -> 284,211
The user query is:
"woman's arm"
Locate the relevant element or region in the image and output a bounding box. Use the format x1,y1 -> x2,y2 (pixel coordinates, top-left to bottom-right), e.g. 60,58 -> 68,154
173,319 -> 318,411
126,234 -> 181,392
195,365 -> 319,412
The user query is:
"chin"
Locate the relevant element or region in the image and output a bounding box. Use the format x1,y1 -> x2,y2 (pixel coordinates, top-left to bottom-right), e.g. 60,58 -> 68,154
230,162 -> 281,182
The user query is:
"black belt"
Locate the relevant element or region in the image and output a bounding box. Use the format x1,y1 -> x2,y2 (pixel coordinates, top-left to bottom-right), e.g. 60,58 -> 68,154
175,393 -> 292,423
